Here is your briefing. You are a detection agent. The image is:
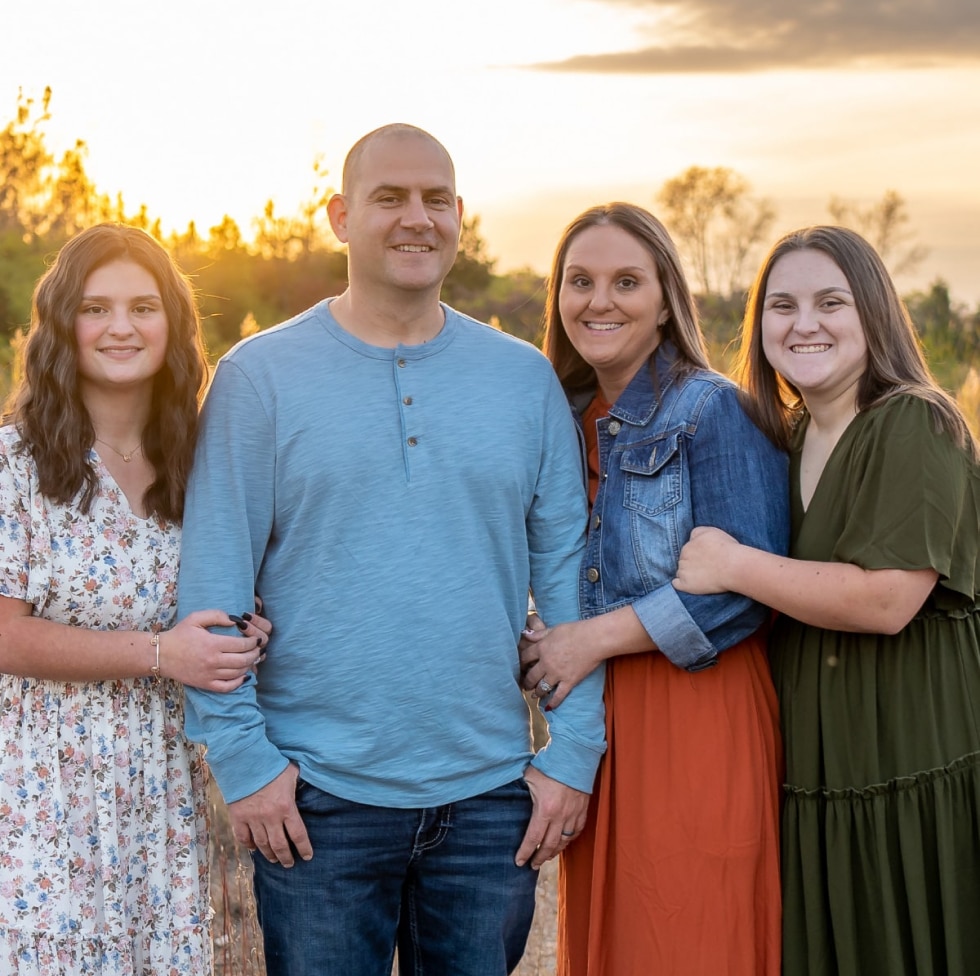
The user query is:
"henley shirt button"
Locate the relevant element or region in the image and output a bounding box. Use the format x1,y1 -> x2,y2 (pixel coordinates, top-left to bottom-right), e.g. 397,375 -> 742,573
397,358 -> 407,368
607,420 -> 622,435
407,436 -> 418,447
586,567 -> 600,583
403,396 -> 413,405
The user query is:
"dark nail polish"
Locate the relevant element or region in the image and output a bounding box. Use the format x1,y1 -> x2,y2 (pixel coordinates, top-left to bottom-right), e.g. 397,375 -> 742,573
229,614 -> 247,631
256,635 -> 265,648
241,612 -> 253,621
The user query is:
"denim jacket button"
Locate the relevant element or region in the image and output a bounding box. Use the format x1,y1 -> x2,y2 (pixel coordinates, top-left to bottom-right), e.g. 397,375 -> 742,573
607,420 -> 621,435
586,567 -> 600,583
592,515 -> 601,530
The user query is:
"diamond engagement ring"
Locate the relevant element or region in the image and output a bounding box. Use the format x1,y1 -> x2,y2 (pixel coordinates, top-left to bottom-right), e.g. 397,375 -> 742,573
537,680 -> 553,695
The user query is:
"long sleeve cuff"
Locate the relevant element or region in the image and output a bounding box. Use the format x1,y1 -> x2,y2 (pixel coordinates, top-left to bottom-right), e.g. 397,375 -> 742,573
632,583 -> 718,671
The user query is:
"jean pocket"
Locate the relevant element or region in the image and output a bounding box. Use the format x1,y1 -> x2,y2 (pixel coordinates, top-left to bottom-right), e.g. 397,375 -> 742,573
620,432 -> 683,517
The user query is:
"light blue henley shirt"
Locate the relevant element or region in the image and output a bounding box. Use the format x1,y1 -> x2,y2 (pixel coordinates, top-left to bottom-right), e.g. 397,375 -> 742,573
177,301 -> 606,806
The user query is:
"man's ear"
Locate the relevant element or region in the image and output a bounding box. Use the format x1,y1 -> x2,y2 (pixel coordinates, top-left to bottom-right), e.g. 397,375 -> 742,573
327,193 -> 350,244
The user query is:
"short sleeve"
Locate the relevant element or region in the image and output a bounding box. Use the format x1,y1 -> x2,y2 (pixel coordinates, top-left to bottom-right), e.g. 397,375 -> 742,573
833,396 -> 980,605
0,430 -> 51,609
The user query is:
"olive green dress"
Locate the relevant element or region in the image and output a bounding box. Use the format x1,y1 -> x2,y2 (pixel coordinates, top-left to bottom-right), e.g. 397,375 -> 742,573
770,395 -> 980,976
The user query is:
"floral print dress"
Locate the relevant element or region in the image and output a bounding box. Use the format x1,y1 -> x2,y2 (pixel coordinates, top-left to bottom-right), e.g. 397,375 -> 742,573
0,427 -> 212,975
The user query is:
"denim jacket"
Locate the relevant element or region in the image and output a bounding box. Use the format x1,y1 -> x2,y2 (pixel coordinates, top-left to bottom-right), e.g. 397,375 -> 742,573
572,342 -> 789,672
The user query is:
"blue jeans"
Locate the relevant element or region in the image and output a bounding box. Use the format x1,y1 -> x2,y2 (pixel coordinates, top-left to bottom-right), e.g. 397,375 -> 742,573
251,776 -> 538,976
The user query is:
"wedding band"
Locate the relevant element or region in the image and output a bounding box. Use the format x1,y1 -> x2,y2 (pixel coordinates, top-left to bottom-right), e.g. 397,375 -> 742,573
561,829 -> 575,837
537,680 -> 553,695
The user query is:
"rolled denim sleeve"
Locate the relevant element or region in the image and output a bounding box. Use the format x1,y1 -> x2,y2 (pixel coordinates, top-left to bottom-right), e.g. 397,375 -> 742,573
633,385 -> 789,670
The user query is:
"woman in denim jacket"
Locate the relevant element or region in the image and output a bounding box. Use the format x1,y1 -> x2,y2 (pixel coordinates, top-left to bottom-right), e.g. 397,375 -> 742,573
520,203 -> 788,976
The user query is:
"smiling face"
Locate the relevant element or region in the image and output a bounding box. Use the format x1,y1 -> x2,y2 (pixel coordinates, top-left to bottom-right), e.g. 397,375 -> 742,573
74,259 -> 169,400
558,222 -> 668,401
761,248 -> 868,411
328,130 -> 462,302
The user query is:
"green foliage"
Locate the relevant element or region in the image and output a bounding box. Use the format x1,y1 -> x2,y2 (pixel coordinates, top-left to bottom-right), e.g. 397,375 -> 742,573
904,280 -> 980,393
442,216 -> 495,308
448,266 -> 547,345
693,292 -> 745,374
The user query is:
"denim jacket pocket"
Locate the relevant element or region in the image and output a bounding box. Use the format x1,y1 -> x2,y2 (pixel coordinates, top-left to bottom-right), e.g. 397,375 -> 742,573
619,432 -> 684,518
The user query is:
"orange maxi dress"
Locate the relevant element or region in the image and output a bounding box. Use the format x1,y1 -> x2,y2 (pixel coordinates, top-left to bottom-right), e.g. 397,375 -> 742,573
556,394 -> 783,976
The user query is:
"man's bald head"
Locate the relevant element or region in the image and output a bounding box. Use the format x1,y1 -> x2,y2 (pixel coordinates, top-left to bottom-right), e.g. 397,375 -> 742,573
341,124 -> 456,196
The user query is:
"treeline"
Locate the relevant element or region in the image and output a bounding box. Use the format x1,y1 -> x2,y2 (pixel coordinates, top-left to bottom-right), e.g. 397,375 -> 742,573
2,89 -> 979,413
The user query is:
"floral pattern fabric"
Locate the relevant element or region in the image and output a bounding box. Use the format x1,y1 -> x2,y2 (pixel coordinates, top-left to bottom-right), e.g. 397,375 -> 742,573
0,426 -> 212,975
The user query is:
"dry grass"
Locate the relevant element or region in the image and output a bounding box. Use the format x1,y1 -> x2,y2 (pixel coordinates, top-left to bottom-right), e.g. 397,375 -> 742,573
207,781 -> 558,976
209,781 -> 266,976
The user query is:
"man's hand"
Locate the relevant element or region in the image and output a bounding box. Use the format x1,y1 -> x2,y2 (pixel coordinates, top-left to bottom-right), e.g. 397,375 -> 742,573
515,765 -> 589,869
227,763 -> 313,867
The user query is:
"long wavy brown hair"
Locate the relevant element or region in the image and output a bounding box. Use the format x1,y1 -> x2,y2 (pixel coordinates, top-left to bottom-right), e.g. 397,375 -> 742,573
542,203 -> 710,396
4,223 -> 209,522
737,225 -> 977,459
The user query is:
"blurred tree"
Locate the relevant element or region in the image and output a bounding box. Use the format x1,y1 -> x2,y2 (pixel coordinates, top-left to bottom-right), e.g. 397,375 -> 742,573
693,292 -> 745,373
441,216 -> 496,308
462,268 -> 547,346
956,367 -> 980,438
207,215 -> 245,255
828,189 -> 928,277
656,166 -> 775,297
0,87 -> 52,239
903,280 -> 979,391
252,156 -> 335,259
0,88 -> 122,242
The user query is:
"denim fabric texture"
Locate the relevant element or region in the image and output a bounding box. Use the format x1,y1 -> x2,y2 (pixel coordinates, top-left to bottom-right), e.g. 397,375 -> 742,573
575,341 -> 790,670
251,777 -> 538,976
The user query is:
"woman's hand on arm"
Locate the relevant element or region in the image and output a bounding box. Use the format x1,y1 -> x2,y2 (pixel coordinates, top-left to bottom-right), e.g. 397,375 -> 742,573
673,527 -> 938,634
155,610 -> 267,690
519,605 -> 656,709
0,594 -> 266,688
672,526 -> 742,594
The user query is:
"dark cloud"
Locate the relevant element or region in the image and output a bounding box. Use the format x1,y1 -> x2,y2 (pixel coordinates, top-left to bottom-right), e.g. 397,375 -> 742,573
532,0 -> 980,73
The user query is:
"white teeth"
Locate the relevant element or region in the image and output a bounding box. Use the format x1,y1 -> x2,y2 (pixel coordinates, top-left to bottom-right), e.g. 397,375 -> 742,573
395,245 -> 431,252
792,344 -> 831,353
585,322 -> 623,331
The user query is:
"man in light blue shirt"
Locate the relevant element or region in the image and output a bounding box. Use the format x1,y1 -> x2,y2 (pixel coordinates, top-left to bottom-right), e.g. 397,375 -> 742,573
177,123 -> 605,975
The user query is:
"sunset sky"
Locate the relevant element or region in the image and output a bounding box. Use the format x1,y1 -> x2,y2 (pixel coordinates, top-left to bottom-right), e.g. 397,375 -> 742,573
5,0 -> 979,301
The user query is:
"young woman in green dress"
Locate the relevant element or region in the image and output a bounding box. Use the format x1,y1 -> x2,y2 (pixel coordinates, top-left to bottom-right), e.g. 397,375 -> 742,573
673,225 -> 980,976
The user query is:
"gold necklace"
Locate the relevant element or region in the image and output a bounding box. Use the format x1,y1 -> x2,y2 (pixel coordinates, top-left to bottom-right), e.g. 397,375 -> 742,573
95,437 -> 143,463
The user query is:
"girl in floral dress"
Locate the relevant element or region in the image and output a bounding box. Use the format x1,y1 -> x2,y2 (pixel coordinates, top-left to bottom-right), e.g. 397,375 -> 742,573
0,224 -> 269,975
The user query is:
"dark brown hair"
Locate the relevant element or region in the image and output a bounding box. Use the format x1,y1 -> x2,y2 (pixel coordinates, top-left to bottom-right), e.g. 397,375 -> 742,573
737,225 -> 977,458
5,223 -> 209,521
542,203 -> 709,395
